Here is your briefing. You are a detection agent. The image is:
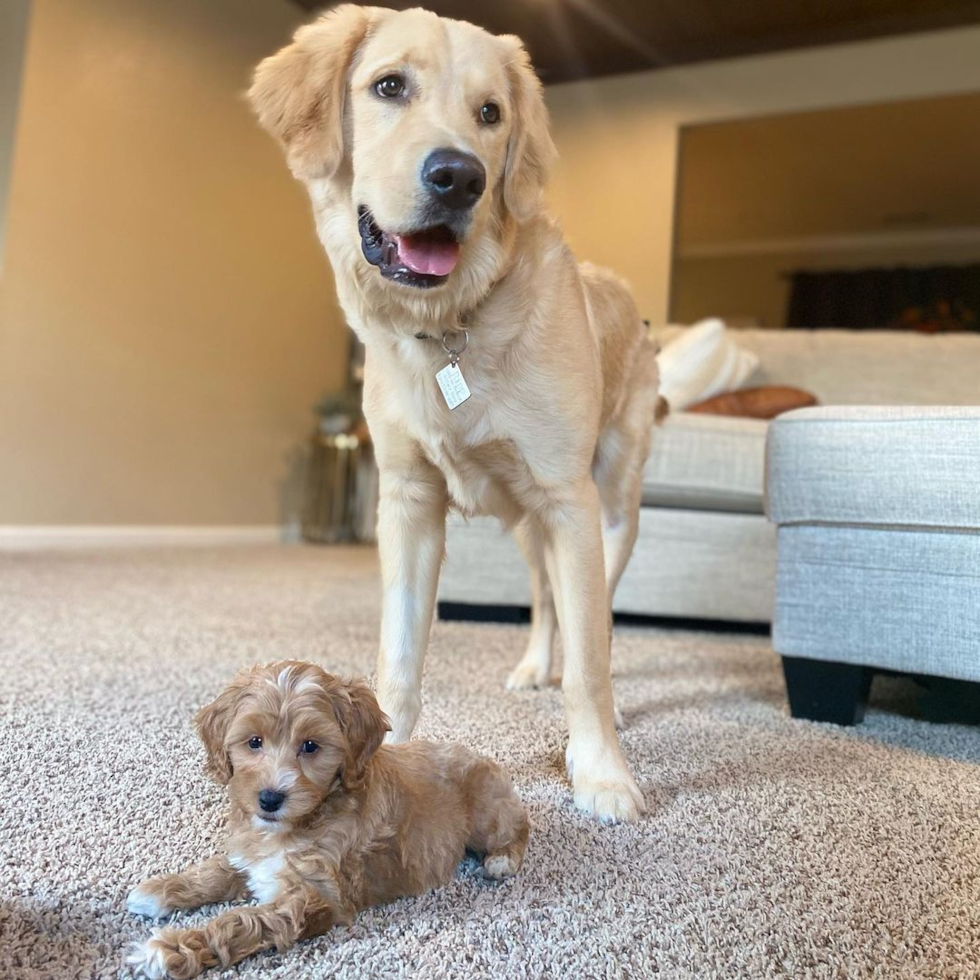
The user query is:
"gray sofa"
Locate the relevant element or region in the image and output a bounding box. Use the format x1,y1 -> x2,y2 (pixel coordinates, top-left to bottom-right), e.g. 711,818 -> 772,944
767,404 -> 980,723
438,328 -> 980,625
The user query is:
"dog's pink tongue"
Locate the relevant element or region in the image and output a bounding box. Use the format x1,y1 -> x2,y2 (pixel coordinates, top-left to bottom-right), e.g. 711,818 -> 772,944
394,233 -> 460,277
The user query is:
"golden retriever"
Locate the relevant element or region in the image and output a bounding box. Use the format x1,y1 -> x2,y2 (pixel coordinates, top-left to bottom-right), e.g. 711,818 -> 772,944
127,661 -> 528,978
250,6 -> 659,823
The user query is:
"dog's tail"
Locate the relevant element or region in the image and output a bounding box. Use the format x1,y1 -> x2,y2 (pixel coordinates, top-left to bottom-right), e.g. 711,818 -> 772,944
642,320 -> 670,425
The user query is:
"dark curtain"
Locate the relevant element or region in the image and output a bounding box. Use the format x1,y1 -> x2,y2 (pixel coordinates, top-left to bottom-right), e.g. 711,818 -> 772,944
786,264 -> 980,331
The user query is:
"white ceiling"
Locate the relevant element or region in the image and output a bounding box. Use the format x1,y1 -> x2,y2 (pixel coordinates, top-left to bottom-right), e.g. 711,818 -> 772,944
675,90 -> 980,254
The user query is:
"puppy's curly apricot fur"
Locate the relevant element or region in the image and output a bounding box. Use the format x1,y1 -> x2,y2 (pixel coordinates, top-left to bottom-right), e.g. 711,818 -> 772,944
127,661 -> 528,978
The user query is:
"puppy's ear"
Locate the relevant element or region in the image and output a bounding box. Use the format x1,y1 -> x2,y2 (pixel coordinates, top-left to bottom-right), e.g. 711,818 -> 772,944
248,4 -> 375,180
194,673 -> 250,785
500,37 -> 557,222
331,680 -> 391,789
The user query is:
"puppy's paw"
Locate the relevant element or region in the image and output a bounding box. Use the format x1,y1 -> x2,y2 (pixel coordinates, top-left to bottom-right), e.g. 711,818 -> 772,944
128,937 -> 169,980
127,882 -> 173,920
482,854 -> 520,880
127,927 -> 211,980
505,659 -> 551,691
567,742 -> 645,825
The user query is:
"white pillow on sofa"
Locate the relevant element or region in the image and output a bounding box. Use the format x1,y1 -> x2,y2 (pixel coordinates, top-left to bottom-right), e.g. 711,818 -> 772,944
656,318 -> 759,410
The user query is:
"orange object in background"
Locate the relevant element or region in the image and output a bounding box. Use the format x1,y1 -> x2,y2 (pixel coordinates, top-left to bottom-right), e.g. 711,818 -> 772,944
688,385 -> 818,419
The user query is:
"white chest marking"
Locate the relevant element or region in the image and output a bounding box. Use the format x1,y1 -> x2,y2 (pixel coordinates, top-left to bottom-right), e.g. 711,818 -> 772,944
229,851 -> 284,904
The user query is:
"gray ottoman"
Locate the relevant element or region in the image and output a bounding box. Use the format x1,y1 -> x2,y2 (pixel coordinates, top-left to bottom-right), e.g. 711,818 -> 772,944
766,406 -> 980,725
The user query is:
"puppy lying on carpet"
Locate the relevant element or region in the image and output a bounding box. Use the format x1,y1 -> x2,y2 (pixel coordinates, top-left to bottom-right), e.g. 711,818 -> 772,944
127,661 -> 528,978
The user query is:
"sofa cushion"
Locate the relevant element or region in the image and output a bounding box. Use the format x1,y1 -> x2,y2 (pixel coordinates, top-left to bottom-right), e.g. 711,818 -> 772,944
724,329 -> 980,406
643,412 -> 768,513
653,326 -> 980,406
766,406 -> 980,530
441,509 -> 776,623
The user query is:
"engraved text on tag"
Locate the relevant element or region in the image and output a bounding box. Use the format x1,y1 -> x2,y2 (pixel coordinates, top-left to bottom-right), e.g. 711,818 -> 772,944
435,362 -> 471,410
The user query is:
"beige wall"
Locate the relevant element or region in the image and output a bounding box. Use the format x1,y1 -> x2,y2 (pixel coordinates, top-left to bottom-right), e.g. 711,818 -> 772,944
0,0 -> 347,526
0,0 -> 31,266
545,25 -> 980,324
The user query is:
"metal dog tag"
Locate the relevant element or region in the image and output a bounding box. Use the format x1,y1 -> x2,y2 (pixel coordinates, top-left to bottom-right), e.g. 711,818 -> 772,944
436,361 -> 471,410
437,327 -> 471,410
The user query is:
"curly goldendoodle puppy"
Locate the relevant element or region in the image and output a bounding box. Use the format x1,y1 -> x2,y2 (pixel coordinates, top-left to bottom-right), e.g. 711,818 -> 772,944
127,661 -> 528,978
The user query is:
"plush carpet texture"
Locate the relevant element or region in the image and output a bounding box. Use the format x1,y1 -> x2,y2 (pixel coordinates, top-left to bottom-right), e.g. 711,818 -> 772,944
2,545 -> 979,980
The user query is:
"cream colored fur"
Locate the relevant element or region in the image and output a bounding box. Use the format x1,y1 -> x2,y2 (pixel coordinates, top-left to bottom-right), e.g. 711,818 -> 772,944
249,6 -> 659,823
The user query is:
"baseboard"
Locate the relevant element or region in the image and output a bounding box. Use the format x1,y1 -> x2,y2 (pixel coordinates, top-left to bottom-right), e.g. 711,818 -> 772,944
0,525 -> 287,550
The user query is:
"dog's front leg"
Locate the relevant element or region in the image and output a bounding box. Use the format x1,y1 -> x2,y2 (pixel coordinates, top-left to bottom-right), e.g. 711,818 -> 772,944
374,452 -> 449,742
542,479 -> 645,823
127,855 -> 244,920
128,887 -> 342,979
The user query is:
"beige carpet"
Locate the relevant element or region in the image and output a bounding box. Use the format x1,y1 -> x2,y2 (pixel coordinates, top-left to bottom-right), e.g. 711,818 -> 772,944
2,545 -> 980,980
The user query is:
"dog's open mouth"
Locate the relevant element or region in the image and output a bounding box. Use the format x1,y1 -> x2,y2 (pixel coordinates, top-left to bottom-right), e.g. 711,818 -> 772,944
357,207 -> 460,288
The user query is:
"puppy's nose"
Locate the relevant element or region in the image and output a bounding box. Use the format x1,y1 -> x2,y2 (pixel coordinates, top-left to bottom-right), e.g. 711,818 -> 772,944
421,149 -> 486,211
258,789 -> 286,813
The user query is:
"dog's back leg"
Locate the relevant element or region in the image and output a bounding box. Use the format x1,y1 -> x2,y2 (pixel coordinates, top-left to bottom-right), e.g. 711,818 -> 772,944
506,516 -> 558,690
594,431 -> 644,607
559,430 -> 637,735
591,342 -> 660,730
463,759 -> 530,879
593,343 -> 659,606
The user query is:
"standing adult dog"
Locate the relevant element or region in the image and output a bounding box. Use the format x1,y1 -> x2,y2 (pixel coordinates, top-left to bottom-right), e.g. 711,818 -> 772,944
251,5 -> 659,823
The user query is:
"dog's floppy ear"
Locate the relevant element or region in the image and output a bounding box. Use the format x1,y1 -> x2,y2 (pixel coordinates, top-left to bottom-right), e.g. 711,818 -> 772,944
500,36 -> 557,222
330,679 -> 391,789
248,4 -> 375,180
194,672 -> 251,785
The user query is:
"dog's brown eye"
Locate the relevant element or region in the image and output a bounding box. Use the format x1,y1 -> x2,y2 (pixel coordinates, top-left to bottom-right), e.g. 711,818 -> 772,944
247,736 -> 262,750
300,740 -> 319,755
480,102 -> 500,125
375,74 -> 405,99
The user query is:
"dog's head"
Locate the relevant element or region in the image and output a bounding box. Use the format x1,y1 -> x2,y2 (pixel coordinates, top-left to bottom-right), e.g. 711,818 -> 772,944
194,661 -> 390,828
249,6 -> 555,299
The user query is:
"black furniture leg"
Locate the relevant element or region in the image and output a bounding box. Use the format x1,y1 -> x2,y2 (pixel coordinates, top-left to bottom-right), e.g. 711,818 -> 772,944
781,656 -> 873,726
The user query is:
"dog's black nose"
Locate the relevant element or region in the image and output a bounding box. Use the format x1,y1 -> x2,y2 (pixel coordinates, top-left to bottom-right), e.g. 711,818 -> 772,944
421,149 -> 486,211
258,789 -> 286,813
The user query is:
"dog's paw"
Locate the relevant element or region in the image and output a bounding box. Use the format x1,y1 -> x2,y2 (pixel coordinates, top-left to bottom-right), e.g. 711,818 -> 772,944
127,883 -> 172,920
128,927 -> 211,980
566,742 -> 645,825
505,659 -> 552,691
573,777 -> 644,824
482,854 -> 520,880
127,935 -> 170,979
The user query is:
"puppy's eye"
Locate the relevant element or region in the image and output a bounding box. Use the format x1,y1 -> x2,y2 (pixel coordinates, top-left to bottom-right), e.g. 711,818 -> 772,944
375,74 -> 405,99
300,740 -> 319,755
247,736 -> 262,750
480,102 -> 500,125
